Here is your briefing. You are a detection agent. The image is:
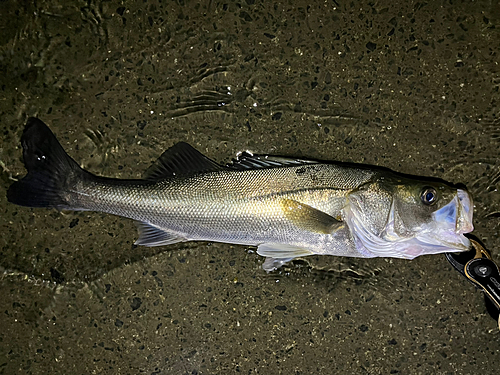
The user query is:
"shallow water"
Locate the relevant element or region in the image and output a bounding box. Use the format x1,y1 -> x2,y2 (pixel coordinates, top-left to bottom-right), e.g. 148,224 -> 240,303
1,0 -> 499,373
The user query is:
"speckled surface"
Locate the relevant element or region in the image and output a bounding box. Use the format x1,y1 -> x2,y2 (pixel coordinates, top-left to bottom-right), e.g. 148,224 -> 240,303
1,0 -> 499,373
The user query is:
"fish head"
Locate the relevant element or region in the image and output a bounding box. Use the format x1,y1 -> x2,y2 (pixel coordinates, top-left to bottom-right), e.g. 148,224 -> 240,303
344,176 -> 474,259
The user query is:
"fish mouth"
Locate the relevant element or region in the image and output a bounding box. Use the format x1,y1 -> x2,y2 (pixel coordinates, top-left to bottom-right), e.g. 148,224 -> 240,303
432,189 -> 473,234
414,188 -> 474,254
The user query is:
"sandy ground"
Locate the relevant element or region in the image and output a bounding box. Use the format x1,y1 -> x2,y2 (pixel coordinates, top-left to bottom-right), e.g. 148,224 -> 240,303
1,0 -> 499,373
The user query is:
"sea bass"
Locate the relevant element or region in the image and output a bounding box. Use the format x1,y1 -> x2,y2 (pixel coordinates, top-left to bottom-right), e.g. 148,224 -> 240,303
7,118 -> 473,271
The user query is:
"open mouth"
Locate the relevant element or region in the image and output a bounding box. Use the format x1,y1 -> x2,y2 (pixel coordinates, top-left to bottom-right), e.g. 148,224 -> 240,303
420,188 -> 474,253
432,188 -> 473,236
433,189 -> 473,233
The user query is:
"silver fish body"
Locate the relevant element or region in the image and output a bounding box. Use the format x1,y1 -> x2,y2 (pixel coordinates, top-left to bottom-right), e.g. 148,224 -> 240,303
7,118 -> 474,271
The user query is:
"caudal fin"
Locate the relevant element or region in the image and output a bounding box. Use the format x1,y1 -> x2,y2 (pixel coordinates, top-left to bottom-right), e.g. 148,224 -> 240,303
7,118 -> 86,209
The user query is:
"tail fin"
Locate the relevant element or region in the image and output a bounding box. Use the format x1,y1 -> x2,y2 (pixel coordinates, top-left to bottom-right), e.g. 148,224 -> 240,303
7,118 -> 85,209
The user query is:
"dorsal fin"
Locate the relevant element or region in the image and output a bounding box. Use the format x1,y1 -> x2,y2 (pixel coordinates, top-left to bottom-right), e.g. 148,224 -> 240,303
228,151 -> 318,170
144,142 -> 226,180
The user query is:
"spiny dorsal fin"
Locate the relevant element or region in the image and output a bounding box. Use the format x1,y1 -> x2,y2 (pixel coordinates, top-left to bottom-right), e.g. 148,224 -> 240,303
144,142 -> 226,180
228,151 -> 318,170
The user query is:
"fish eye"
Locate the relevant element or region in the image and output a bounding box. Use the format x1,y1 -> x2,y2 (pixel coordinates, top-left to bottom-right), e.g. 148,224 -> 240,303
420,187 -> 438,205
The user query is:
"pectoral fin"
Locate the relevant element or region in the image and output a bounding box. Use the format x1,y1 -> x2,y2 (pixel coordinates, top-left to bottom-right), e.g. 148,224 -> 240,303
257,243 -> 313,272
280,199 -> 344,234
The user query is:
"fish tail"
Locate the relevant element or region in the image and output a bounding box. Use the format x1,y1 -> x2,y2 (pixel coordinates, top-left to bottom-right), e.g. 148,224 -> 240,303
7,117 -> 86,210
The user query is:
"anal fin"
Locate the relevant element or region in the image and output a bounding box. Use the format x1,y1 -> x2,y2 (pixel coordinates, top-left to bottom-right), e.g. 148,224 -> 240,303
135,222 -> 186,247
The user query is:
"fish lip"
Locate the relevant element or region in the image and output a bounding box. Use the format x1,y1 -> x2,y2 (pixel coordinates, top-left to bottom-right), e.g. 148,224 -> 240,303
456,188 -> 474,234
416,232 -> 471,252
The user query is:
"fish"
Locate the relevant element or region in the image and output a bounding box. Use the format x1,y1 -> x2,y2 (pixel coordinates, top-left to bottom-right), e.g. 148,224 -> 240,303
7,118 -> 474,271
